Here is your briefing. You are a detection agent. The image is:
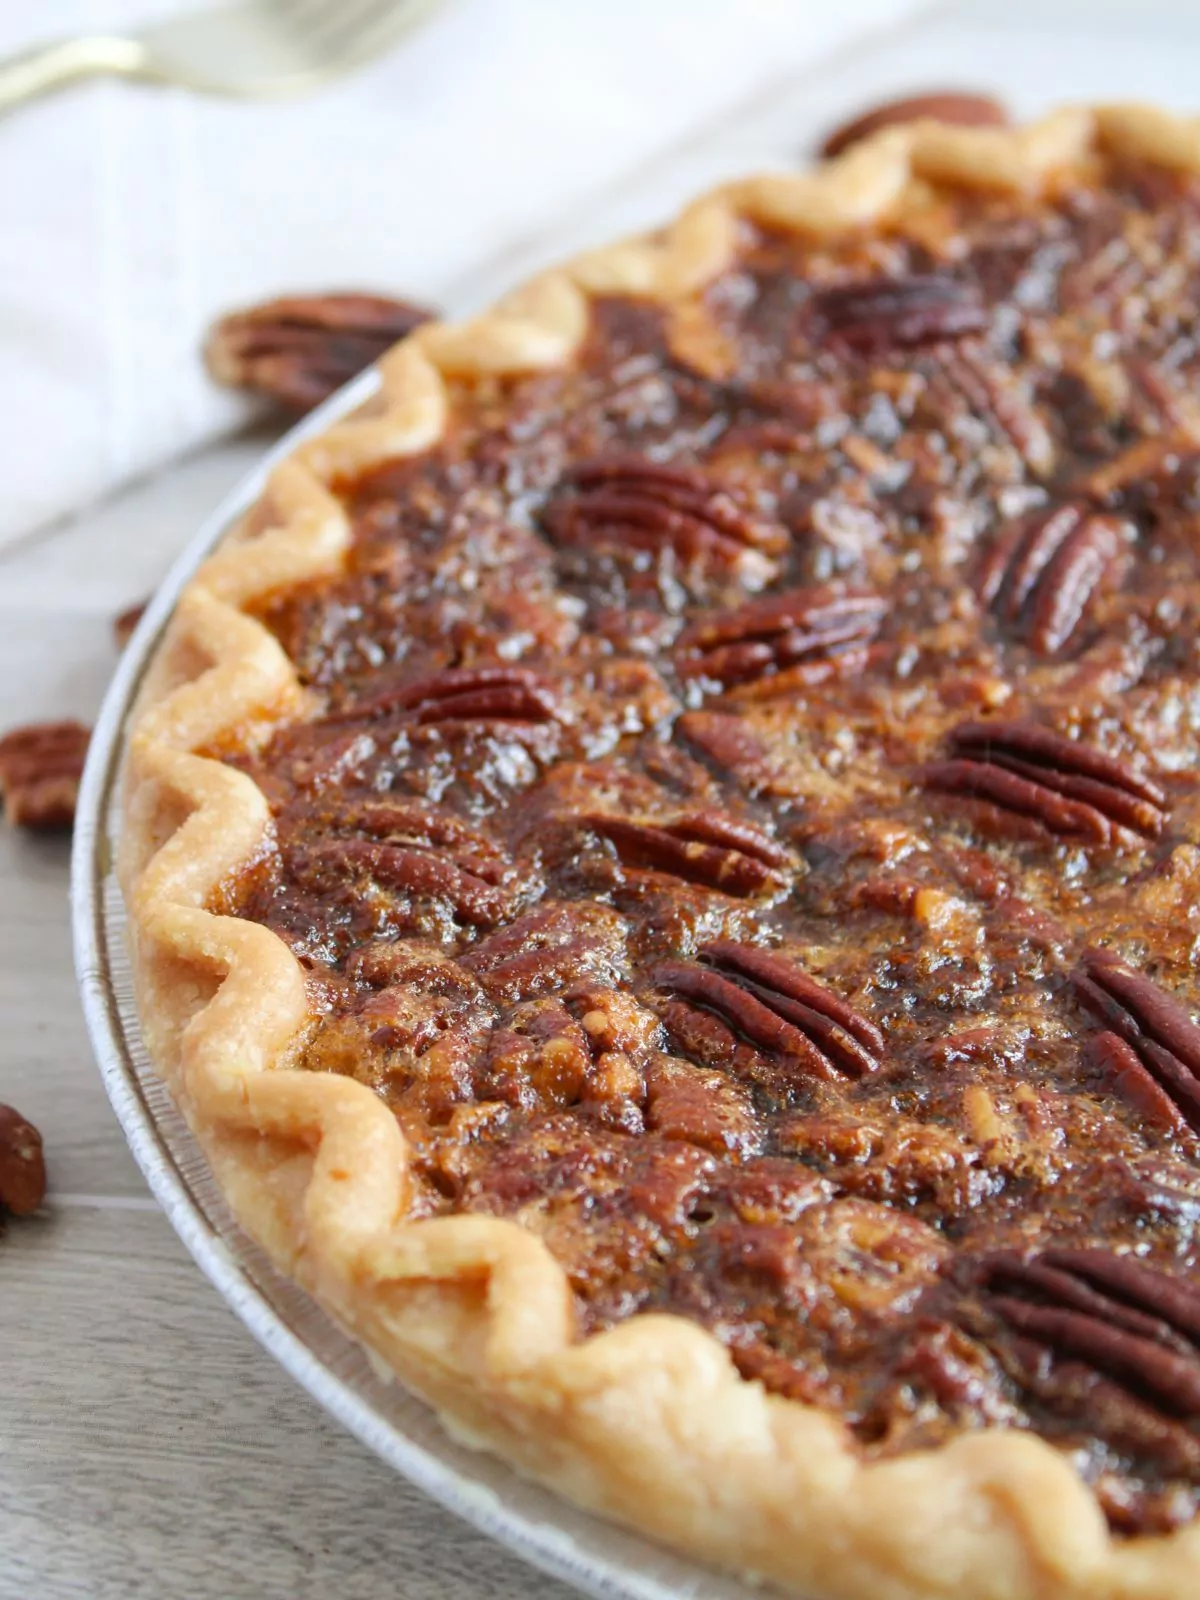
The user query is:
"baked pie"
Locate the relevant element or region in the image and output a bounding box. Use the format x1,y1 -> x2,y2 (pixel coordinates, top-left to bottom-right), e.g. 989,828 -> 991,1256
121,105 -> 1200,1598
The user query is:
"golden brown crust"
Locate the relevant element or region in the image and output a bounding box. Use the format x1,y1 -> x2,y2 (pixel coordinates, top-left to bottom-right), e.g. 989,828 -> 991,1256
120,106 -> 1200,1599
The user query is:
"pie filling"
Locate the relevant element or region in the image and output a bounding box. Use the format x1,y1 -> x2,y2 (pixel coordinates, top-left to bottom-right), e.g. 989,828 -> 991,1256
226,154 -> 1200,1535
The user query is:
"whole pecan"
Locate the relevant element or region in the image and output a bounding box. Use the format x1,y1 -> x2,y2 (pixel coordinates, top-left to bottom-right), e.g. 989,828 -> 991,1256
582,813 -> 789,898
285,799 -> 517,929
922,720 -> 1166,844
339,665 -> 561,729
819,90 -> 1009,159
542,455 -> 786,583
675,585 -> 885,691
1074,951 -> 1200,1133
806,274 -> 987,357
652,939 -> 882,1082
0,720 -> 90,832
0,1104 -> 46,1216
976,501 -> 1124,654
205,291 -> 435,413
973,1248 -> 1200,1421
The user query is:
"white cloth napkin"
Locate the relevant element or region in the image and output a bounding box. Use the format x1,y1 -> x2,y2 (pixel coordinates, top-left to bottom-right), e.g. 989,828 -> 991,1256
0,0 -> 922,551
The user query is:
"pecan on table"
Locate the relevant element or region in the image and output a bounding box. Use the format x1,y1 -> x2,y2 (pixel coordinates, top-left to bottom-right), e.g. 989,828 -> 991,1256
975,1248 -> 1200,1421
818,90 -> 1009,159
580,812 -> 789,898
205,291 -> 436,413
285,799 -> 518,930
675,585 -> 885,692
652,939 -> 883,1083
0,720 -> 90,832
0,1104 -> 46,1217
922,720 -> 1166,844
805,274 -> 987,357
976,502 -> 1125,654
113,599 -> 149,651
337,665 -> 561,731
542,455 -> 786,580
1074,951 -> 1200,1133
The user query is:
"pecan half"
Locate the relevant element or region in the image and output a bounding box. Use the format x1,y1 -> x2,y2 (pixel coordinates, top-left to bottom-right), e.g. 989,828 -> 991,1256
205,292 -> 435,413
582,813 -> 789,898
976,1249 -> 1200,1420
676,585 -> 885,691
338,666 -> 560,729
543,455 -> 786,580
460,901 -> 628,1004
285,800 -> 516,928
0,720 -> 90,831
653,939 -> 882,1083
922,720 -> 1166,844
0,1104 -> 46,1216
819,91 -> 1009,159
1074,951 -> 1200,1133
806,275 -> 987,357
976,502 -> 1124,654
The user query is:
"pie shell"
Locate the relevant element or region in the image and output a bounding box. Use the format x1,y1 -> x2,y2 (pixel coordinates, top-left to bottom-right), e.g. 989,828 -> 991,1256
119,105 -> 1200,1600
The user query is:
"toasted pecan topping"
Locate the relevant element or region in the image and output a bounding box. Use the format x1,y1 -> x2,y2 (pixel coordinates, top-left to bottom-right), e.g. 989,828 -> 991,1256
542,454 -> 785,590
976,1249 -> 1200,1420
923,720 -> 1166,844
977,503 -> 1124,654
339,665 -> 561,727
653,941 -> 881,1083
1074,953 -> 1200,1133
581,813 -> 789,898
676,585 -> 885,690
806,274 -> 987,356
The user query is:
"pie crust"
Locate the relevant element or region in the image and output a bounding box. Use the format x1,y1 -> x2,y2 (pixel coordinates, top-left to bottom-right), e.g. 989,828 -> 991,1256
119,105 -> 1200,1599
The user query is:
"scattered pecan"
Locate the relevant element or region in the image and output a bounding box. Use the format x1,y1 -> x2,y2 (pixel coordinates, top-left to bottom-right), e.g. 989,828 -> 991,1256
922,720 -> 1166,844
0,720 -> 90,832
818,90 -> 1009,159
205,291 -> 435,413
0,1104 -> 46,1216
113,599 -> 148,650
653,939 -> 882,1082
975,1249 -> 1200,1420
675,585 -> 885,691
976,501 -> 1124,654
337,665 -> 561,729
542,455 -> 786,580
581,813 -> 789,898
1074,951 -> 1200,1133
285,799 -> 516,928
806,274 -> 987,357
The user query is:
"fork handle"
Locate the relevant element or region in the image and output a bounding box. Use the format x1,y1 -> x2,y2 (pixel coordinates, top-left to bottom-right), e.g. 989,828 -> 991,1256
0,36 -> 146,115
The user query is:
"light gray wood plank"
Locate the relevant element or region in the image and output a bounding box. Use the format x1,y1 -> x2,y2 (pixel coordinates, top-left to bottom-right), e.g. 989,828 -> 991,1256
1,1206 -> 571,1600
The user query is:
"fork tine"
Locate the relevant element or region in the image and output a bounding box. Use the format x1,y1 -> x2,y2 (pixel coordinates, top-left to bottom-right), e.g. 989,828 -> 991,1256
285,0 -> 414,59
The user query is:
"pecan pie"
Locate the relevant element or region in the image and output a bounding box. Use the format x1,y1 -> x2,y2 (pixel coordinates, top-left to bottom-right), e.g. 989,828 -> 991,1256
121,105 -> 1200,1599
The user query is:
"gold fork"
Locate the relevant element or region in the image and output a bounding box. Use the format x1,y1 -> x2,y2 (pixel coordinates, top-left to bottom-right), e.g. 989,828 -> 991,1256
0,0 -> 444,115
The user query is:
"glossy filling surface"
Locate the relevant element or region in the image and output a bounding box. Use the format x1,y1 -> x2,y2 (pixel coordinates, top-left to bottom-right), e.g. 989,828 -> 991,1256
230,155 -> 1200,1534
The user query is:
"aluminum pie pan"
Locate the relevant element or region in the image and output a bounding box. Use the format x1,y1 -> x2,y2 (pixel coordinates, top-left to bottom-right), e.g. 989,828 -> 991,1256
69,373 -> 763,1600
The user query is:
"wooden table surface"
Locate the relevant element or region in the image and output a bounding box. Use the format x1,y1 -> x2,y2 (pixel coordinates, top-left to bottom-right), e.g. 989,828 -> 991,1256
7,8 -> 1196,1595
